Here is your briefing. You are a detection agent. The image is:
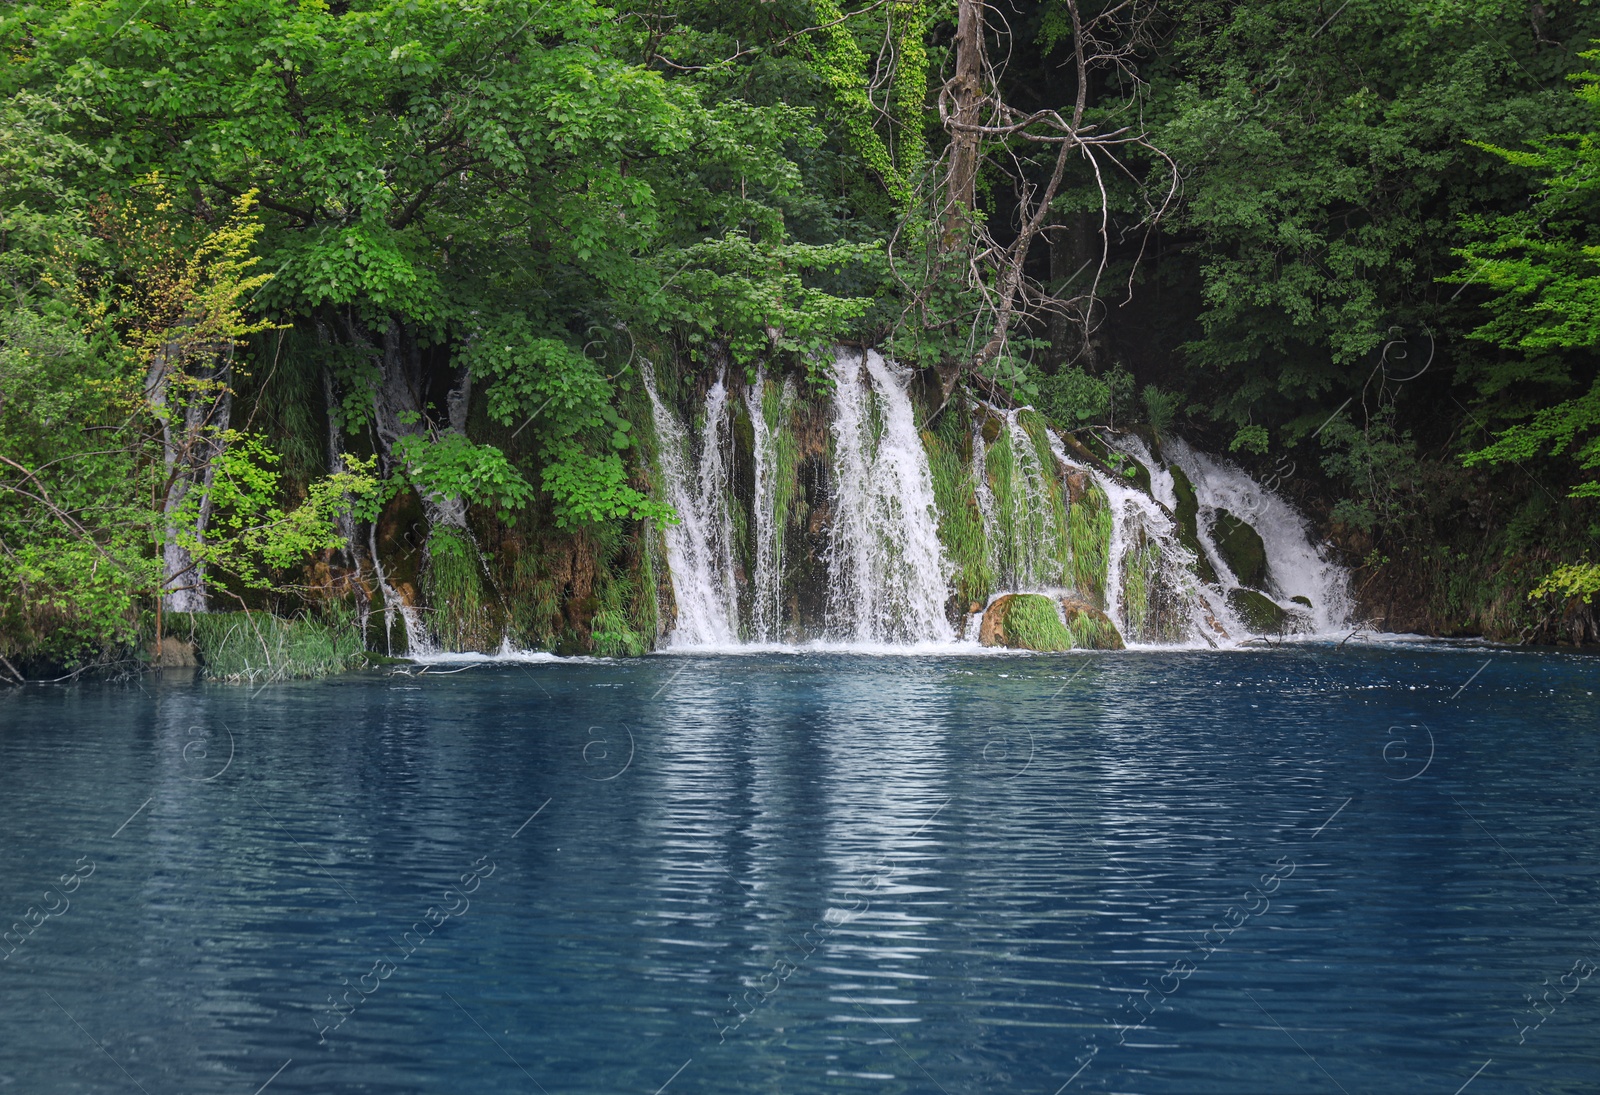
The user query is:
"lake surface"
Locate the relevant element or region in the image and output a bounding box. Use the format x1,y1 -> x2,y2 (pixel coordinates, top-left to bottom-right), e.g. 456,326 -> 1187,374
1,644 -> 1597,1094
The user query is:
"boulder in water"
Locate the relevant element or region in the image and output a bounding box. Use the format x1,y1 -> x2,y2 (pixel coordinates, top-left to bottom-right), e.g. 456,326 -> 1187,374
980,593 -> 1072,651
1227,588 -> 1285,633
1213,509 -> 1267,588
979,593 -> 1125,651
1059,596 -> 1126,650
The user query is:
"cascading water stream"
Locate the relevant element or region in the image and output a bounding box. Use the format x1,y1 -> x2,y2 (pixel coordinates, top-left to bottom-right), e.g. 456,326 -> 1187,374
744,367 -> 793,643
1044,430 -> 1238,646
826,349 -> 954,644
989,408 -> 1069,590
971,428 -> 999,583
643,363 -> 740,646
1161,437 -> 1354,633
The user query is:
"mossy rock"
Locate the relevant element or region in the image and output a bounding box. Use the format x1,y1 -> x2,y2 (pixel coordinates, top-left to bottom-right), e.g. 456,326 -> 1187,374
1118,453 -> 1152,495
980,593 -> 1073,652
1169,465 -> 1199,539
1165,465 -> 1217,586
1227,588 -> 1286,633
1213,509 -> 1267,588
979,593 -> 1125,651
1060,596 -> 1126,650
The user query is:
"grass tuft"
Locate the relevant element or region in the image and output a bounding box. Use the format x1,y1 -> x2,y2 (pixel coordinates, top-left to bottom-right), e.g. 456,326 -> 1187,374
158,609 -> 369,682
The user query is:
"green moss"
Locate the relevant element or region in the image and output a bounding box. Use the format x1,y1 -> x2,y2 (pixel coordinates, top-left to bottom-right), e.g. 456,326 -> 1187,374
422,526 -> 500,652
505,537 -> 563,650
591,563 -> 648,657
1213,509 -> 1267,588
634,524 -> 662,646
1019,410 -> 1072,586
986,420 -> 1019,582
1060,600 -> 1126,650
1069,478 -> 1113,605
1121,539 -> 1158,640
925,419 -> 993,606
995,593 -> 1074,652
763,377 -> 801,537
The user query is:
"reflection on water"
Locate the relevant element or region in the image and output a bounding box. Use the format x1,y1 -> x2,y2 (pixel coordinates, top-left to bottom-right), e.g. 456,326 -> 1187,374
0,646 -> 1597,1094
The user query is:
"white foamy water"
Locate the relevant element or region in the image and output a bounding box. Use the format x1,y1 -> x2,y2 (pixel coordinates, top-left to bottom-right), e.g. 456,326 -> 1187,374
1162,436 -> 1353,634
643,362 -> 740,646
745,367 -> 793,644
635,347 -> 1353,653
826,349 -> 955,644
1048,430 -> 1241,646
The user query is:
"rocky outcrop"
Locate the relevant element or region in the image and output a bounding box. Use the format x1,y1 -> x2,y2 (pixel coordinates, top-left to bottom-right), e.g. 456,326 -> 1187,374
148,639 -> 198,669
1213,508 -> 1267,588
979,592 -> 1125,651
1059,596 -> 1126,650
1227,588 -> 1286,633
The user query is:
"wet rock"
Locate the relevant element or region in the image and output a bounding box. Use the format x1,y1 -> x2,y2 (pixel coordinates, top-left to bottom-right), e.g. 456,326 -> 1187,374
1170,465 -> 1199,538
1213,508 -> 1267,588
1061,466 -> 1092,504
1059,596 -> 1127,650
979,593 -> 1125,651
148,639 -> 198,669
1227,588 -> 1285,633
980,593 -> 1071,651
1167,464 -> 1217,585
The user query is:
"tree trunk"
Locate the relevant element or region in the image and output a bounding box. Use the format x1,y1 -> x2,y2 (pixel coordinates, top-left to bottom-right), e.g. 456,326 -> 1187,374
148,338 -> 233,613
357,317 -> 485,651
943,0 -> 985,247
369,319 -> 472,535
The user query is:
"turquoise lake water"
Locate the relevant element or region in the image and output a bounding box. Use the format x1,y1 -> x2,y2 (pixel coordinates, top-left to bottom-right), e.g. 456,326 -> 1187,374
0,644 -> 1596,1093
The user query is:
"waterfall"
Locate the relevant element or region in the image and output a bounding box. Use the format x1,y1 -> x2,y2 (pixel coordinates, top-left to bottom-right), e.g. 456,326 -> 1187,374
1046,431 -> 1239,645
398,607 -> 436,657
826,349 -> 955,644
745,367 -> 793,643
635,346 -> 1353,652
643,363 -> 740,646
1161,437 -> 1354,633
972,427 -> 999,583
1091,464 -> 1226,645
983,407 -> 1070,591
